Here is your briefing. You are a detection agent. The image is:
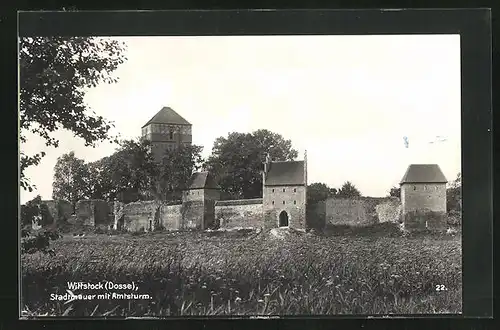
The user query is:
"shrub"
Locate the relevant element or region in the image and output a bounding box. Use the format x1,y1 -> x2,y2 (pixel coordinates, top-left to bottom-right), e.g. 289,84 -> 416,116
447,210 -> 461,227
323,222 -> 402,237
94,227 -> 106,234
21,228 -> 61,255
153,224 -> 165,232
20,196 -> 53,227
404,210 -> 447,231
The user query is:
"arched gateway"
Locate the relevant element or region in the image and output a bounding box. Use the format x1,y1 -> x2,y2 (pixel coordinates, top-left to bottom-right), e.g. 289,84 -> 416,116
279,211 -> 289,227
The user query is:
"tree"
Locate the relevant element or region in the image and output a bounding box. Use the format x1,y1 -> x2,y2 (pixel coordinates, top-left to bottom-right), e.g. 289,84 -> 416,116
152,144 -> 204,202
337,181 -> 361,198
85,157 -> 116,200
204,129 -> 298,199
85,139 -> 156,203
447,172 -> 461,213
52,152 -> 90,209
19,37 -> 127,191
83,139 -> 204,204
20,195 -> 53,228
307,182 -> 337,205
388,186 -> 401,198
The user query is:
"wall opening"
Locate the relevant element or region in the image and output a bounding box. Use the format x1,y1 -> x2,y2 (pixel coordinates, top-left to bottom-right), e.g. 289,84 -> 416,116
279,211 -> 289,227
117,216 -> 124,231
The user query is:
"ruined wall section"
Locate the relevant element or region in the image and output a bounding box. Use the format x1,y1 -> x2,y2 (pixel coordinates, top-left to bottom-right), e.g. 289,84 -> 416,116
120,200 -> 157,232
41,200 -> 73,225
75,200 -> 110,228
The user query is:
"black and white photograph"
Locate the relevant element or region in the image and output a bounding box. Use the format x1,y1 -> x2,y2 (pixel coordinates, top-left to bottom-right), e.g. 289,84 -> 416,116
20,33 -> 463,317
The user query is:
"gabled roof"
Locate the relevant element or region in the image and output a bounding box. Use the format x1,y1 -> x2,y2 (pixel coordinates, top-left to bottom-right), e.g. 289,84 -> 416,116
264,161 -> 305,186
400,164 -> 447,184
186,172 -> 219,190
142,107 -> 191,128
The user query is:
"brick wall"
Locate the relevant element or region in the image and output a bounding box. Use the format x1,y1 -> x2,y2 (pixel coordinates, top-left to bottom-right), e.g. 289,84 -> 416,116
215,199 -> 263,229
308,197 -> 402,228
325,198 -> 375,226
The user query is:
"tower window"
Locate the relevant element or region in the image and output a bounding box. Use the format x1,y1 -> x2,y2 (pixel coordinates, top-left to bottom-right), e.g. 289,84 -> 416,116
169,131 -> 174,140
272,189 -> 274,193
282,188 -> 285,192
294,200 -> 296,205
293,188 -> 296,192
282,201 -> 285,205
413,186 -> 416,191
272,201 -> 274,205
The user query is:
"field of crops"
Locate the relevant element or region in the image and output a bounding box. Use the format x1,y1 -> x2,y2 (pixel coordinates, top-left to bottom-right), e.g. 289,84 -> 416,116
21,229 -> 462,317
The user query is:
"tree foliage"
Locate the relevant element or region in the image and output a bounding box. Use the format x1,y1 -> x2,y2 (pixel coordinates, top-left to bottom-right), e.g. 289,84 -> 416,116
307,182 -> 337,205
52,151 -> 89,208
204,129 -> 298,199
446,172 -> 461,213
83,139 -> 155,202
82,140 -> 204,203
388,186 -> 401,198
19,37 -> 127,191
152,145 -> 204,202
337,181 -> 362,198
20,195 -> 53,227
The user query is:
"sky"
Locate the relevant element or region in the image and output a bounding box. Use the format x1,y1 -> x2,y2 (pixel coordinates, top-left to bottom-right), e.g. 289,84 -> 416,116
19,35 -> 461,204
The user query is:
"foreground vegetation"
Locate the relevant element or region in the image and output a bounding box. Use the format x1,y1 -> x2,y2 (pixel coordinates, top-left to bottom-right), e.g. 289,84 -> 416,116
21,228 -> 462,317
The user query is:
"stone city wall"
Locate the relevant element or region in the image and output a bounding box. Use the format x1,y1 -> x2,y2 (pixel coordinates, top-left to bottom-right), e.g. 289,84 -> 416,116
215,199 -> 263,229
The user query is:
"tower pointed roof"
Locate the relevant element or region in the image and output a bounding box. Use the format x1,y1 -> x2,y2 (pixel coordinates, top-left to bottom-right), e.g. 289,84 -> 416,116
400,164 -> 447,184
186,172 -> 219,190
142,107 -> 191,128
264,161 -> 306,186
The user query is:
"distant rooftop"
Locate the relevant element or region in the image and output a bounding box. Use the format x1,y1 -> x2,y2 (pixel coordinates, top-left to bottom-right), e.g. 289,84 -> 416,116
265,161 -> 305,186
186,172 -> 219,190
400,164 -> 447,184
142,107 -> 191,128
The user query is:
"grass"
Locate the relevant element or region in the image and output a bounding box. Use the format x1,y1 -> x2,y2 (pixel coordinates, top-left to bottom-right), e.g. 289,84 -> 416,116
21,227 -> 462,317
